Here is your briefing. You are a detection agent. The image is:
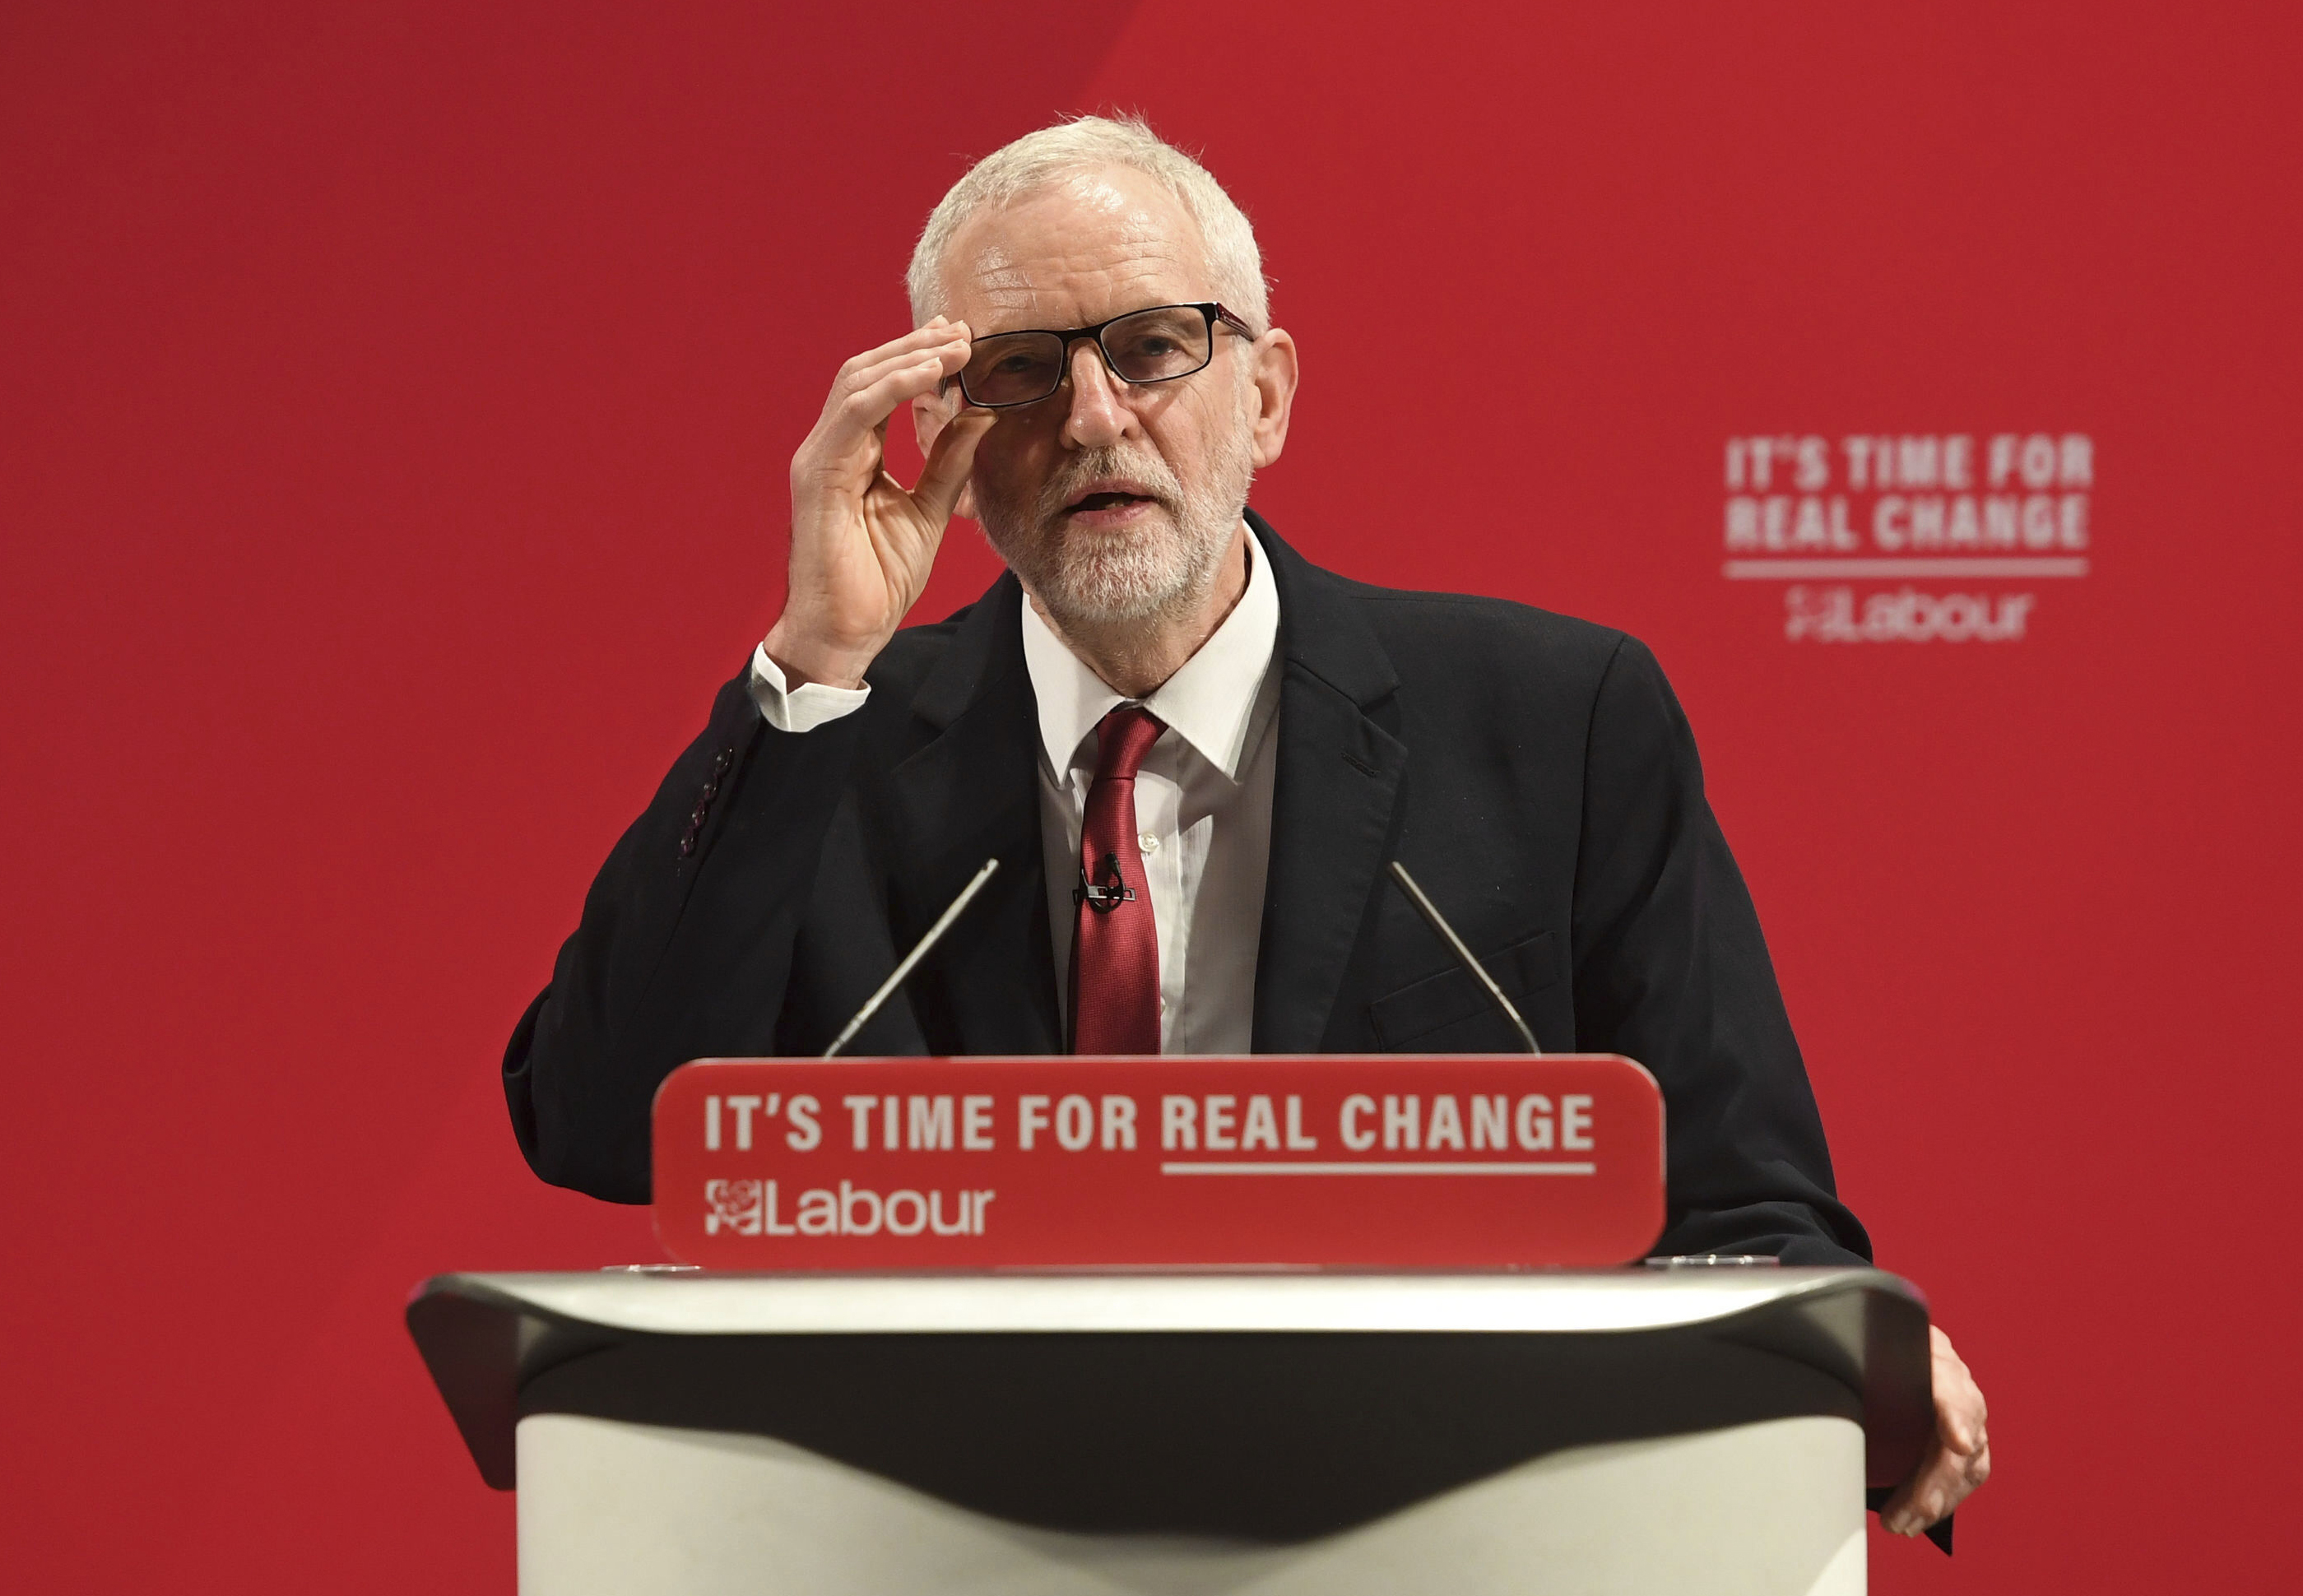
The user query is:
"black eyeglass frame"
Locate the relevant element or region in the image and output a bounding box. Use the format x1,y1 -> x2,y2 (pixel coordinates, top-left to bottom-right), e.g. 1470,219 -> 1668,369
952,301 -> 1256,410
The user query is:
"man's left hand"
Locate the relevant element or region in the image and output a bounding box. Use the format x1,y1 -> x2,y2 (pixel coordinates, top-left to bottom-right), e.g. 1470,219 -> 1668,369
1881,1325 -> 1991,1535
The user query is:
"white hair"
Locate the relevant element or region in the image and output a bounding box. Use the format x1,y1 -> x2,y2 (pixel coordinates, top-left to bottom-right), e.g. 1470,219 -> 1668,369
906,115 -> 1269,332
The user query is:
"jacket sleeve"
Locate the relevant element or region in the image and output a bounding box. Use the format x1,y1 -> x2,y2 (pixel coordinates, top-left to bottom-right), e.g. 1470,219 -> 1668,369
504,664 -> 870,1203
1571,636 -> 1872,1266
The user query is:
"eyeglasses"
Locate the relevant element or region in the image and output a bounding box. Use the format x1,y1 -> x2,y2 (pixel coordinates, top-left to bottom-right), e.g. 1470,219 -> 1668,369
954,302 -> 1253,410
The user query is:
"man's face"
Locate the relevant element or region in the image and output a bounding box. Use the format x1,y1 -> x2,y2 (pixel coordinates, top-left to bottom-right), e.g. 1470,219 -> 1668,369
922,165 -> 1288,630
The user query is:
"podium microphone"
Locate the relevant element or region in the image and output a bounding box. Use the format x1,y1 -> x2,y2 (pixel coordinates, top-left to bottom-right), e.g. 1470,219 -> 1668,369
1386,861 -> 1542,1055
822,857 -> 1001,1058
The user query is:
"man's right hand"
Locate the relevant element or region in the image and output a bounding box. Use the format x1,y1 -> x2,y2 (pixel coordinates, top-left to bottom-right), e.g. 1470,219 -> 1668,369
764,317 -> 998,689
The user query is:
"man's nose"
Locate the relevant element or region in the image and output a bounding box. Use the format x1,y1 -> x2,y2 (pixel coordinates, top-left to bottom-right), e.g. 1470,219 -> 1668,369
1061,341 -> 1135,449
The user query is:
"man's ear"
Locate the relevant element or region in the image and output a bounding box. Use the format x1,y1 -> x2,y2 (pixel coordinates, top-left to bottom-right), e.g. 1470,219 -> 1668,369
912,393 -> 978,519
1247,327 -> 1299,471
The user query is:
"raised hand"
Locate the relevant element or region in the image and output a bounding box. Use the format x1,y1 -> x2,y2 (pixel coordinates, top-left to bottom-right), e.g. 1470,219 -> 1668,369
764,317 -> 997,688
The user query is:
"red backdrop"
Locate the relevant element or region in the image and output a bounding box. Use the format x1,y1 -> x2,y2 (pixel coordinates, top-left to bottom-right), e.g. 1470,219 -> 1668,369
4,2 -> 2296,1587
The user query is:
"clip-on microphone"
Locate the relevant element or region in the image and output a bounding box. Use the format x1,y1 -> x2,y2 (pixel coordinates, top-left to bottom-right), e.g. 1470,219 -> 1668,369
1075,851 -> 1136,912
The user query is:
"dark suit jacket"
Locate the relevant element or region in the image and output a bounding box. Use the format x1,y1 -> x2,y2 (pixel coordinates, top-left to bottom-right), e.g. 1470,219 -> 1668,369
505,512 -> 1870,1266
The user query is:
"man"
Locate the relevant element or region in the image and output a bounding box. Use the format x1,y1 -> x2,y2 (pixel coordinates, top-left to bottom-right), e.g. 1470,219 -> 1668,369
504,116 -> 1988,1536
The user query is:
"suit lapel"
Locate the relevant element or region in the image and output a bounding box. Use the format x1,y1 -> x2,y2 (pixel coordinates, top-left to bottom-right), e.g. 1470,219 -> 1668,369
885,575 -> 1064,1055
1249,513 -> 1409,1053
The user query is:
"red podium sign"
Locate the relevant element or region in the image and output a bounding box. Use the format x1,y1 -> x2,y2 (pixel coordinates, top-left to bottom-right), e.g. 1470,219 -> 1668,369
652,1055 -> 1663,1269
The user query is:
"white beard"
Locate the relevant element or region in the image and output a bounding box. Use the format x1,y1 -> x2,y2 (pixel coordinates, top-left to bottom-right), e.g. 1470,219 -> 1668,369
975,423 -> 1256,632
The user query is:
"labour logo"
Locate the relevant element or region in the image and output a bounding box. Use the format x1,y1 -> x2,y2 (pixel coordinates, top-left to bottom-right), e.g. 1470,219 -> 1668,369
703,1179 -> 764,1236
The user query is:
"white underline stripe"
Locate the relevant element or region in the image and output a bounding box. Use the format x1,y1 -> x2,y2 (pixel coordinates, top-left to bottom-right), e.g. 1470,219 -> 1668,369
1159,1161 -> 1598,1176
1723,557 -> 2089,579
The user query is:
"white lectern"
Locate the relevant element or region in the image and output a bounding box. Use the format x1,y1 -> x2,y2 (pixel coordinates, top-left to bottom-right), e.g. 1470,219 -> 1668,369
409,1267 -> 1930,1594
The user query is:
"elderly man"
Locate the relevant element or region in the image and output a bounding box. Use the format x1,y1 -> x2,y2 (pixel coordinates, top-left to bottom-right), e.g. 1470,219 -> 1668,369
504,116 -> 1988,1537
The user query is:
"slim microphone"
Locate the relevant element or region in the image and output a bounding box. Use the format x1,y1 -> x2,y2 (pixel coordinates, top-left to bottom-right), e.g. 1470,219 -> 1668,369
822,857 -> 1001,1059
1385,861 -> 1542,1055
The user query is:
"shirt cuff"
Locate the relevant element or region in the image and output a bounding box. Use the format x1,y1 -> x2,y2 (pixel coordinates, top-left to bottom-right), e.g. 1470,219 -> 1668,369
748,643 -> 871,732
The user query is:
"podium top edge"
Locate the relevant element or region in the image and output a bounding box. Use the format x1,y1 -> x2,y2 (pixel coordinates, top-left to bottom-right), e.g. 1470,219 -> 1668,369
410,1266 -> 1917,1339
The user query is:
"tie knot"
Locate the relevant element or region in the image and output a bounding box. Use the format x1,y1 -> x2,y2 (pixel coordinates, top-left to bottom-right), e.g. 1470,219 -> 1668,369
1093,705 -> 1164,782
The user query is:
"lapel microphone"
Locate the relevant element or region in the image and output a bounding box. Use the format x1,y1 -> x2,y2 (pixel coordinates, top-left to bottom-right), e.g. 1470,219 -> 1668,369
822,857 -> 1001,1058
1076,851 -> 1136,912
1386,861 -> 1543,1055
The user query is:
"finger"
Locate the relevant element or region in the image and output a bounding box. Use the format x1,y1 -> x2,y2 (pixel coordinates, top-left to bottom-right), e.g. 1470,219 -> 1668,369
1878,1489 -> 1924,1536
912,408 -> 996,526
838,331 -> 971,402
1880,1454 -> 1954,1535
820,357 -> 964,459
1935,1386 -> 1975,1454
821,346 -> 968,446
1934,1372 -> 1987,1455
835,319 -> 973,388
1915,1455 -> 1986,1525
817,337 -> 969,447
1887,1437 -> 1994,1535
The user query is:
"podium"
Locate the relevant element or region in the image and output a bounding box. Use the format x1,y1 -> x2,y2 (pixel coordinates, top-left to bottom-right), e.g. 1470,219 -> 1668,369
409,1266 -> 1932,1594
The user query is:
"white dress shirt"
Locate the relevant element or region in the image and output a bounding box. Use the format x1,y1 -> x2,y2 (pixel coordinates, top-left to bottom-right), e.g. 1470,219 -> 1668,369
750,530 -> 1283,1054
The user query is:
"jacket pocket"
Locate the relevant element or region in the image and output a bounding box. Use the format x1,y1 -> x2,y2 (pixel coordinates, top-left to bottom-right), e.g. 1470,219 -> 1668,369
1367,930 -> 1560,1050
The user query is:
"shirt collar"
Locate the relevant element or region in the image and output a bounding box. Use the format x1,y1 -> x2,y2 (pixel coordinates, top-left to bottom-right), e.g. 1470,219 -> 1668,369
1019,524 -> 1282,782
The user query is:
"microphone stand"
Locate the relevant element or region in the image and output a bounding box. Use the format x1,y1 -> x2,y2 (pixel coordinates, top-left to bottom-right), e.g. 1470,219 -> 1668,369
822,857 -> 1001,1058
1386,861 -> 1542,1055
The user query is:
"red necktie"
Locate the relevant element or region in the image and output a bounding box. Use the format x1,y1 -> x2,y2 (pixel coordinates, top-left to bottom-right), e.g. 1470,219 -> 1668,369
1070,706 -> 1164,1054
